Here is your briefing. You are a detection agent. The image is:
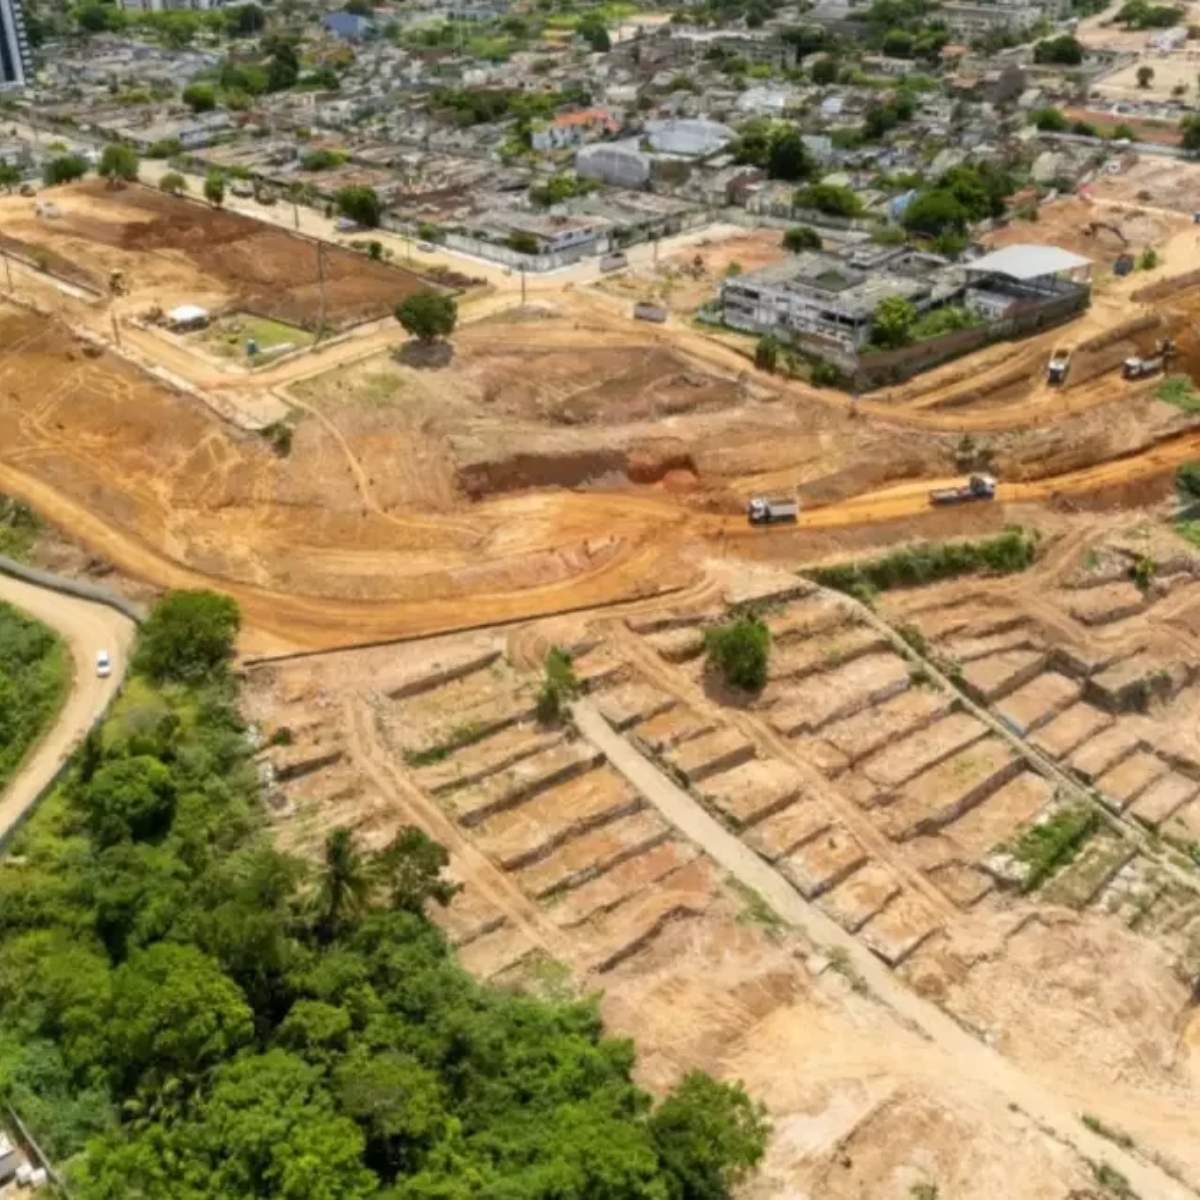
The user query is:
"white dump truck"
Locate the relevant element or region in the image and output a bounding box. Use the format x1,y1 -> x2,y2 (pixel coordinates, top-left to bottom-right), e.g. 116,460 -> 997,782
747,497 -> 800,525
929,474 -> 997,506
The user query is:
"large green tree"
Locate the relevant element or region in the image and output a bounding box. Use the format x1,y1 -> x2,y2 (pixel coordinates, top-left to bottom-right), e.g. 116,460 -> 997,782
134,590 -> 240,683
394,291 -> 458,343
335,185 -> 383,228
98,143 -> 139,183
871,294 -> 918,348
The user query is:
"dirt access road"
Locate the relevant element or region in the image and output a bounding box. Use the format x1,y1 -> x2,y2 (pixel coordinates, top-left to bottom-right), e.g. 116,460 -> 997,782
572,699 -> 1196,1200
0,573 -> 136,845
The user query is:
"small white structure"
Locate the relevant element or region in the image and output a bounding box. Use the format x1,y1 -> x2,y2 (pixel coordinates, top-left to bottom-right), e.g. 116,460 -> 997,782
167,304 -> 210,331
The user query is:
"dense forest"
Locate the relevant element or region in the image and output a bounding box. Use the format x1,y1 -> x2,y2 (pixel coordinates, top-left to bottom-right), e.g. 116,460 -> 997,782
0,590 -> 769,1198
0,598 -> 68,793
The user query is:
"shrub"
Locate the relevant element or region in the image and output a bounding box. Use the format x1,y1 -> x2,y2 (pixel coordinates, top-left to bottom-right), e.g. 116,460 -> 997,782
754,335 -> 779,372
1007,804 -> 1099,892
806,528 -> 1038,595
394,290 -> 457,343
705,615 -> 770,694
1154,374 -> 1200,412
134,589 -> 241,683
1176,461 -> 1200,498
1138,246 -> 1159,270
158,171 -> 187,195
535,646 -> 579,724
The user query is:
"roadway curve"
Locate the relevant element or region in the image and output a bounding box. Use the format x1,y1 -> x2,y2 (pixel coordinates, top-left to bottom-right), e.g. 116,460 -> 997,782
0,573 -> 137,845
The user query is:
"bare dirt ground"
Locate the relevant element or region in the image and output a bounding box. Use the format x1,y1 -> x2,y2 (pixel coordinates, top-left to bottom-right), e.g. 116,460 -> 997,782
0,181 -> 430,329
11,187 -> 1200,1196
1087,155 -> 1200,214
1077,0 -> 1200,52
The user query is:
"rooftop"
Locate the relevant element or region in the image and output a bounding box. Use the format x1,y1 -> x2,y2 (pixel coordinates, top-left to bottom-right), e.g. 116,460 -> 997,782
965,244 -> 1091,280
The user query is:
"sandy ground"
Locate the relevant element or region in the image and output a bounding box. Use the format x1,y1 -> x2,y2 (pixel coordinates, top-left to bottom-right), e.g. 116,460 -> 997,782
0,573 -> 136,842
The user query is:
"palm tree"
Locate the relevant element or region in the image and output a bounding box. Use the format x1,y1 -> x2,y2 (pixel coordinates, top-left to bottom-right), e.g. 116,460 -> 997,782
314,826 -> 372,941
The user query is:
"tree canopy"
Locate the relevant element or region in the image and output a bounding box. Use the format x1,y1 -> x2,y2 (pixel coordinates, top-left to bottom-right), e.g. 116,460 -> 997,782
0,591 -> 771,1198
1033,34 -> 1083,64
204,170 -> 226,208
98,143 -> 139,183
134,589 -> 240,683
871,294 -> 918,348
43,154 -> 88,186
335,185 -> 383,228
395,290 -> 458,343
705,615 -> 770,693
782,226 -> 822,252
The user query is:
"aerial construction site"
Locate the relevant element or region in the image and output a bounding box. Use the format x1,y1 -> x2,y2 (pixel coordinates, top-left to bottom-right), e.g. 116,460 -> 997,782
5,178 -> 1200,1199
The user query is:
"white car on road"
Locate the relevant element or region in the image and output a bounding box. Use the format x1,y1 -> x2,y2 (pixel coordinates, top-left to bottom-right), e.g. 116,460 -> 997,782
96,650 -> 112,678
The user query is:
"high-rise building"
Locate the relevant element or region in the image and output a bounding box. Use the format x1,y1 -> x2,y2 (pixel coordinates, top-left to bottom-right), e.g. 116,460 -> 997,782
0,0 -> 32,90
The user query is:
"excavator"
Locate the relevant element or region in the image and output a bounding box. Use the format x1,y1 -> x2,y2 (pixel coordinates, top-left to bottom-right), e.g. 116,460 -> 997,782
1083,221 -> 1129,245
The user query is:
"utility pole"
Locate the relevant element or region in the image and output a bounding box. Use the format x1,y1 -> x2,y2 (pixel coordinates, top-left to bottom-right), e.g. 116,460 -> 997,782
111,313 -> 121,348
315,240 -> 327,342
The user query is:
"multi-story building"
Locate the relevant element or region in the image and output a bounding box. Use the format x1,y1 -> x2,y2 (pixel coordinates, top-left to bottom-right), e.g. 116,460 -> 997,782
0,0 -> 32,90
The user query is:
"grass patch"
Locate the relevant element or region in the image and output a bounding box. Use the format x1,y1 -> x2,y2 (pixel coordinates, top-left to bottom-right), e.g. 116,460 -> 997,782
0,494 -> 41,561
536,646 -> 580,725
199,312 -> 315,364
1090,1159 -> 1137,1199
729,879 -> 787,938
1153,374 -> 1200,413
806,527 -> 1037,597
404,722 -> 489,768
1174,520 -> 1200,549
1082,1114 -> 1136,1152
0,599 -> 70,793
825,945 -> 869,995
1007,803 -> 1100,893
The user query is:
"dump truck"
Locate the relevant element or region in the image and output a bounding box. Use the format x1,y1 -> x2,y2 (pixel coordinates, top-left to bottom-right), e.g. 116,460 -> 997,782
1047,348 -> 1071,385
929,474 -> 997,506
747,496 -> 799,525
1123,354 -> 1166,379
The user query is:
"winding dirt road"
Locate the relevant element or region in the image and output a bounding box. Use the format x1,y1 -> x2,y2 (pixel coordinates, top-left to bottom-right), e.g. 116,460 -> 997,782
0,573 -> 136,845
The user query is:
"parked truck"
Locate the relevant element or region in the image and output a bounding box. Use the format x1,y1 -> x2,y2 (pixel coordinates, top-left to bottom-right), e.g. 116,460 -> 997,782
1123,337 -> 1176,379
747,496 -> 799,525
633,301 -> 667,323
1047,348 -> 1071,385
600,252 -> 628,273
929,474 -> 997,506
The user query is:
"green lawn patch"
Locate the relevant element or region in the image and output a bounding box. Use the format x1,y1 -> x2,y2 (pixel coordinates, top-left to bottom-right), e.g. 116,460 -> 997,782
1006,803 -> 1100,893
0,495 -> 41,562
197,313 -> 314,365
1153,374 -> 1200,413
0,600 -> 70,793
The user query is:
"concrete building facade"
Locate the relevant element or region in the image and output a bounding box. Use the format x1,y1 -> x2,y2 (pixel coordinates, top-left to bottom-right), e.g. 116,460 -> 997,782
0,0 -> 32,90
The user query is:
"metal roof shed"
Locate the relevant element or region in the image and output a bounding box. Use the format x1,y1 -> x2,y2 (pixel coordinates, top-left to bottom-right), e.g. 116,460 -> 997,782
964,245 -> 1091,281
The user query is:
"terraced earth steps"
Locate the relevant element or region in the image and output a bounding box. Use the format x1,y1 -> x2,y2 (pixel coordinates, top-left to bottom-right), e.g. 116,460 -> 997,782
880,740 -> 1024,842
627,613 -> 708,636
859,892 -> 942,967
1030,702 -> 1113,761
433,880 -> 508,947
1129,772 -> 1199,829
472,766 -> 642,869
942,772 -> 1056,860
926,861 -> 993,908
817,861 -> 902,932
577,858 -> 717,974
695,758 -> 807,829
456,921 -> 538,979
446,740 -> 604,827
548,839 -> 701,928
745,799 -> 834,861
960,648 -> 1050,703
767,626 -> 888,685
593,680 -> 677,732
1094,750 -> 1170,812
943,624 -> 1042,665
1165,795 -> 1200,843
1087,654 -> 1183,712
767,653 -> 911,736
900,600 -> 1025,643
271,744 -> 344,783
666,726 -> 757,785
634,705 -> 717,754
414,724 -> 562,795
763,597 -> 847,645
1066,581 -> 1148,627
1040,828 -> 1137,909
859,711 -> 991,792
392,684 -> 537,754
514,809 -> 670,899
1069,719 -> 1148,782
385,649 -> 502,700
994,672 -> 1083,736
571,646 -> 630,692
641,625 -> 706,663
818,687 -> 951,767
785,734 -> 850,777
778,825 -> 869,899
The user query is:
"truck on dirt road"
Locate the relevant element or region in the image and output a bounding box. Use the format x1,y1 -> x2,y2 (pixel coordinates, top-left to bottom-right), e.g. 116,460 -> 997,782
1047,348 -> 1071,385
929,474 -> 997,506
747,496 -> 799,525
1123,338 -> 1176,380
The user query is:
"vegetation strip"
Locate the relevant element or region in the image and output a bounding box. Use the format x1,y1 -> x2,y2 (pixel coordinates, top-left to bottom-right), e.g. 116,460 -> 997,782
804,527 -> 1038,600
